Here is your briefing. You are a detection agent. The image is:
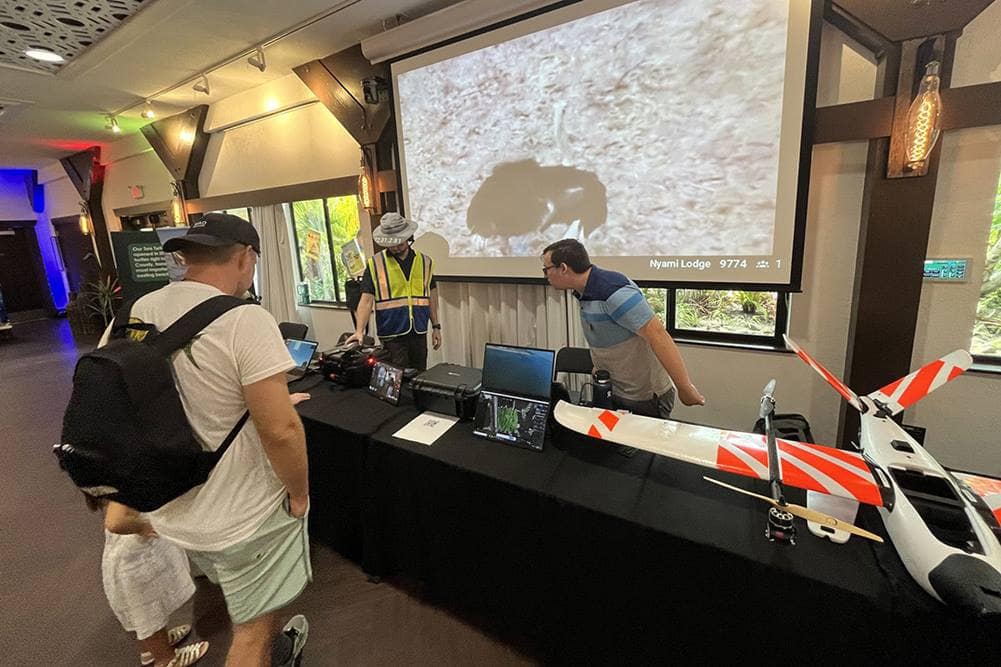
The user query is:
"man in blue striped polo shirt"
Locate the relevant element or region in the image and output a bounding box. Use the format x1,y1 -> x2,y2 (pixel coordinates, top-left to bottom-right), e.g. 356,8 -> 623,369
542,239 -> 704,417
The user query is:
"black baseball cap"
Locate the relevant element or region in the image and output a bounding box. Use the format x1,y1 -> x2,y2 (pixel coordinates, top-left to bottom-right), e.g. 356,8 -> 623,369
162,212 -> 260,254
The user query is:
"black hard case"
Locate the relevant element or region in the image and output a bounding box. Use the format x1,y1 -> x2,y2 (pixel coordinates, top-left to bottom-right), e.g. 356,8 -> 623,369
412,363 -> 482,420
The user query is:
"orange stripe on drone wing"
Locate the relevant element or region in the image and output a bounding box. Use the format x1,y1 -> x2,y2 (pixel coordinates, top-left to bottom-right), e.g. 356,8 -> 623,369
879,377 -> 904,397
947,365 -> 964,381
716,446 -> 765,480
588,424 -> 602,439
898,360 -> 943,408
798,350 -> 857,403
793,441 -> 871,475
599,410 -> 619,431
779,442 -> 882,505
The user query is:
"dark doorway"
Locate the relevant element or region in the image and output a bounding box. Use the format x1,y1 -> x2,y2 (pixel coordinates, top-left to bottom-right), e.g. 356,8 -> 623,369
0,226 -> 47,313
52,216 -> 96,295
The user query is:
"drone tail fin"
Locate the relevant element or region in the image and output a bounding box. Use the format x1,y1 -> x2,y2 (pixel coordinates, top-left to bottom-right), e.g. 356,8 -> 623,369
867,350 -> 972,416
783,335 -> 863,412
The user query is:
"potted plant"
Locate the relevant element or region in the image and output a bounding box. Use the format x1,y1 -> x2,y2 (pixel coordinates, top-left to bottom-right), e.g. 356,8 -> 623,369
84,275 -> 122,328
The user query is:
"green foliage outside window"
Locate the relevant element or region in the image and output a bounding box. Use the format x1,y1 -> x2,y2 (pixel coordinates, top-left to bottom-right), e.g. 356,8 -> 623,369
972,178 -> 1001,357
292,200 -> 336,302
675,290 -> 778,336
326,196 -> 361,288
641,287 -> 778,336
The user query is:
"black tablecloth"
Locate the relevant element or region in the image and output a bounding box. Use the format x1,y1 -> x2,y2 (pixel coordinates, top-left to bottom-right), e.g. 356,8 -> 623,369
299,385 -> 999,661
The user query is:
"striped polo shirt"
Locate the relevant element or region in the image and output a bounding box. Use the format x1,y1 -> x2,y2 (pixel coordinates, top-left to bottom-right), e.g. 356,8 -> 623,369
574,266 -> 673,401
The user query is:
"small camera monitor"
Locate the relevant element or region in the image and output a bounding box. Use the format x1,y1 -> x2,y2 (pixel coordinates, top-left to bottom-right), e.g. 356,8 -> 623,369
368,361 -> 404,405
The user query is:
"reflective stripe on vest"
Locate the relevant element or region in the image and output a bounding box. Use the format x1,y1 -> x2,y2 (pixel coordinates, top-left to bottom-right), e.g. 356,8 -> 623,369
368,250 -> 433,338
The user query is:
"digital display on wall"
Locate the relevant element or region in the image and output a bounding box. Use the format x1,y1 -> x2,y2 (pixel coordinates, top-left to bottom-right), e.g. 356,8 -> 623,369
392,0 -> 818,287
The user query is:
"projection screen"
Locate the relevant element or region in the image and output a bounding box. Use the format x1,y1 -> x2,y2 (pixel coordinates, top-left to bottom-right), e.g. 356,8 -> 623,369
392,0 -> 819,287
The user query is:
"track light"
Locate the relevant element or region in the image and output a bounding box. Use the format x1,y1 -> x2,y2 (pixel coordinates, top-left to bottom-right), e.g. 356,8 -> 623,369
247,47 -> 266,73
140,100 -> 155,120
105,115 -> 121,133
192,75 -> 210,96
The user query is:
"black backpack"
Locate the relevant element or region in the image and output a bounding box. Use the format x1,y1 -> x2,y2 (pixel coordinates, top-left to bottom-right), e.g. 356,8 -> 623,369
54,295 -> 252,511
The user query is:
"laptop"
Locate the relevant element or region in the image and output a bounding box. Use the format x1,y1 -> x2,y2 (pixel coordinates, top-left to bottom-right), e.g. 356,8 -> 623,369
473,343 -> 555,451
368,361 -> 404,405
285,338 -> 319,383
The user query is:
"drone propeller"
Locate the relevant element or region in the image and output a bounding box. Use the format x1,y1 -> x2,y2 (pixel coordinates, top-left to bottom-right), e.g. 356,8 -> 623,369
703,476 -> 884,543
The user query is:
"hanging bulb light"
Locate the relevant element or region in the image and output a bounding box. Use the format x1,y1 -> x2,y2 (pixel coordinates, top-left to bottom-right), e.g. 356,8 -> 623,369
358,148 -> 376,213
904,61 -> 943,171
79,202 -> 91,235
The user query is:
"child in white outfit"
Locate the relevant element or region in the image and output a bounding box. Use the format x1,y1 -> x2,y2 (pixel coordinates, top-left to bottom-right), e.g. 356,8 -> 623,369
93,499 -> 209,667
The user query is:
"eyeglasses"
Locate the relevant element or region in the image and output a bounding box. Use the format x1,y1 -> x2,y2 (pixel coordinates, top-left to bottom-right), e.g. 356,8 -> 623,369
542,264 -> 559,275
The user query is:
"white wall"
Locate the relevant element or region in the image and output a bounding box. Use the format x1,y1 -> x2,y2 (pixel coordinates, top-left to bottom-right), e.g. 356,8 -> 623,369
199,78 -> 359,198
0,170 -> 36,220
907,2 -> 1001,475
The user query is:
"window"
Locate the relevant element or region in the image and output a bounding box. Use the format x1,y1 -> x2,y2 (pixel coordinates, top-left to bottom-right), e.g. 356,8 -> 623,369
288,196 -> 361,304
641,287 -> 787,346
972,176 -> 1001,359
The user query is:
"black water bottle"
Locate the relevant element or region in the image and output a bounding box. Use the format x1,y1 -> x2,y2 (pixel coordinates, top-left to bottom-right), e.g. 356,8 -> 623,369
593,369 -> 613,409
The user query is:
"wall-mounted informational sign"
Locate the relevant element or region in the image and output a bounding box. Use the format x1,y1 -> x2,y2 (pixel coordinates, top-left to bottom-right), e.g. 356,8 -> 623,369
923,258 -> 969,282
111,228 -> 189,301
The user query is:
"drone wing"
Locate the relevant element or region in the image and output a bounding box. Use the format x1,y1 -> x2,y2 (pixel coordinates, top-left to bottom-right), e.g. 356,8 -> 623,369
783,335 -> 863,412
867,350 -> 972,416
953,471 -> 1001,527
554,401 -> 888,507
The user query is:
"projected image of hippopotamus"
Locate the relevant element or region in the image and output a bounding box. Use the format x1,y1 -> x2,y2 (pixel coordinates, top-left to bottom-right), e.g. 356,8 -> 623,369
466,159 -> 607,241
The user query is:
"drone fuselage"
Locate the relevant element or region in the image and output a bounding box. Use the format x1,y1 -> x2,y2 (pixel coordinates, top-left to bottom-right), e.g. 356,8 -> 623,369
858,397 -> 1001,613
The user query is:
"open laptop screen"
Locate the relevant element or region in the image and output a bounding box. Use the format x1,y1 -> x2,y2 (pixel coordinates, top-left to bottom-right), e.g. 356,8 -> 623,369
481,344 -> 555,401
285,338 -> 319,371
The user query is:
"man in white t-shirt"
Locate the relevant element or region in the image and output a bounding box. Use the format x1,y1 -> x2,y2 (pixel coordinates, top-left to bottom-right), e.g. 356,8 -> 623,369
107,213 -> 311,664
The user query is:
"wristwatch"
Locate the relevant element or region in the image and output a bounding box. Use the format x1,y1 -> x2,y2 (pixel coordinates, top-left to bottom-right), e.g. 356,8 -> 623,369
432,323 -> 441,330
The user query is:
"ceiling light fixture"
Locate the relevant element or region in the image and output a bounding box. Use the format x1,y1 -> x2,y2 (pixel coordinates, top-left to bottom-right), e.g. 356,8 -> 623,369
140,100 -> 155,120
105,115 -> 121,133
247,47 -> 266,72
24,48 -> 65,63
192,75 -> 210,96
106,1 -> 360,123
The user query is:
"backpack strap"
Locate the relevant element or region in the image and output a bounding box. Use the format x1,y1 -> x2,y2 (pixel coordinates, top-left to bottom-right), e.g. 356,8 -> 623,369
156,295 -> 256,475
197,410 -> 251,477
109,298 -> 137,339
151,295 -> 251,355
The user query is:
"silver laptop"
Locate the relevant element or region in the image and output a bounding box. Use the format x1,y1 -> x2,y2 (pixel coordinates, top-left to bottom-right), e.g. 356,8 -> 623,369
285,338 -> 319,383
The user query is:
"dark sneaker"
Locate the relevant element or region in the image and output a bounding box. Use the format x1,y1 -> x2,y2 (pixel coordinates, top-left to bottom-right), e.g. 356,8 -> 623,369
271,614 -> 309,666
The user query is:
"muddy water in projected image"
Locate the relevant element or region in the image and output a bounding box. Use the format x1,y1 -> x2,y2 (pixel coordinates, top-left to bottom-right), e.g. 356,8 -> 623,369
397,0 -> 790,258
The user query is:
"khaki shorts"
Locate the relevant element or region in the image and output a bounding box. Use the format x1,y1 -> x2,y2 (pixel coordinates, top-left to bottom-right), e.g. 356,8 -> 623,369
188,500 -> 312,625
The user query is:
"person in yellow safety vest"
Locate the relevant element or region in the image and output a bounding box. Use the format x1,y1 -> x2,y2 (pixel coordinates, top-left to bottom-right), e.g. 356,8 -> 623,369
346,212 -> 441,370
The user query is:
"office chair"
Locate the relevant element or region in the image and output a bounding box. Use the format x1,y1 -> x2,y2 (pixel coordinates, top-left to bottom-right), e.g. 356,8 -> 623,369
554,346 -> 593,404
279,321 -> 308,340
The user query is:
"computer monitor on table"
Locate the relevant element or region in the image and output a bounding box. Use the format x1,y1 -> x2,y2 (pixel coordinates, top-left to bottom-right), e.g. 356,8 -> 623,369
473,343 -> 555,451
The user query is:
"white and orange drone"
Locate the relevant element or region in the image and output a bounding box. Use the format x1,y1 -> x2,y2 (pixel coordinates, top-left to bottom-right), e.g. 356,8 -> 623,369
555,336 -> 1001,616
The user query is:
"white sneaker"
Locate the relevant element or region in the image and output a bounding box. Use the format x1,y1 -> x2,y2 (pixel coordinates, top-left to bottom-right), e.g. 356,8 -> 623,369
166,641 -> 209,667
140,625 -> 192,665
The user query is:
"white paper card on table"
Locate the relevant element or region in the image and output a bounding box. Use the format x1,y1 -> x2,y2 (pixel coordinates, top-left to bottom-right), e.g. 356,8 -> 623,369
393,411 -> 459,446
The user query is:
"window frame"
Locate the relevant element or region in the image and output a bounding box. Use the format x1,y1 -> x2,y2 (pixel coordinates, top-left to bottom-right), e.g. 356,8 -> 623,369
288,199 -> 345,305
660,288 -> 790,348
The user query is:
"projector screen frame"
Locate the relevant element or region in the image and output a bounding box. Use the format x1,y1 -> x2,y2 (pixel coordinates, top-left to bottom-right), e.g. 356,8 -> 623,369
387,0 -> 824,293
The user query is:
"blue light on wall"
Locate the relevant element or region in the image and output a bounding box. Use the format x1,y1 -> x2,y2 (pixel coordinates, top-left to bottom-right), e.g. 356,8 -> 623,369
0,169 -> 69,312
